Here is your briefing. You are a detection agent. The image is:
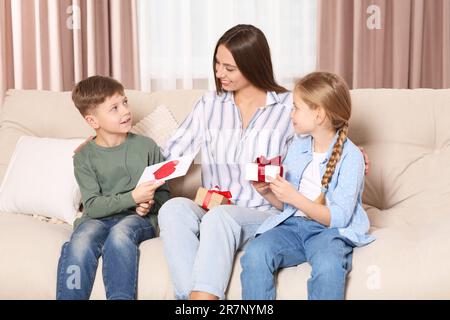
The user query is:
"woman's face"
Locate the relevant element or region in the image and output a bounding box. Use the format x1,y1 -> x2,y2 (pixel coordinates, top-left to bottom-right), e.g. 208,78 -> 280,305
215,45 -> 252,92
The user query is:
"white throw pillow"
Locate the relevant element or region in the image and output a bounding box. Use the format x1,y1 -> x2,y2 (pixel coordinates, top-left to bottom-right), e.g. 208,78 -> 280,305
0,136 -> 85,225
131,104 -> 179,148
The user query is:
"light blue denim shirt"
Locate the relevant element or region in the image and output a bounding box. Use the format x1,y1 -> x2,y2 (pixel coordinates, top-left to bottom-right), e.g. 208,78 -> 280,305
256,133 -> 376,247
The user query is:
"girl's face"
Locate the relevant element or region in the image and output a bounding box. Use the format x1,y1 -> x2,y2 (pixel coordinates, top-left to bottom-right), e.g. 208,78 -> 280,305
215,45 -> 252,92
291,92 -> 322,135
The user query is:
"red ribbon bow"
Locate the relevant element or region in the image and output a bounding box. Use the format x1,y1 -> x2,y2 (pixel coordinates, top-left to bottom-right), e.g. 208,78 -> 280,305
255,156 -> 284,182
202,186 -> 232,210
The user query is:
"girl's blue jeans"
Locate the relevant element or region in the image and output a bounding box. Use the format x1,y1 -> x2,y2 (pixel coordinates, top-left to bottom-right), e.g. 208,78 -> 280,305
241,216 -> 354,300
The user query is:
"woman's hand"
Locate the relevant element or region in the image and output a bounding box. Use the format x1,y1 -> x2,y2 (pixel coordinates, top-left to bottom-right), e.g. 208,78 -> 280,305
251,181 -> 272,196
269,175 -> 300,206
73,136 -> 94,154
359,147 -> 370,176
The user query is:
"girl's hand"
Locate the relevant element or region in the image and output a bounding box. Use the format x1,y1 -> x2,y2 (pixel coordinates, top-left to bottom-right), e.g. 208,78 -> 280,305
269,175 -> 299,206
252,180 -> 284,211
251,181 -> 272,196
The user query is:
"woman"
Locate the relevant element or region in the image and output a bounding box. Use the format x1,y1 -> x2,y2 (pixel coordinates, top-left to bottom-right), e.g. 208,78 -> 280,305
157,24 -> 284,300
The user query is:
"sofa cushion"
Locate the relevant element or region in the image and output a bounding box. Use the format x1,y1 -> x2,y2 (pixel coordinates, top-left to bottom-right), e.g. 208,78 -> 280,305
0,211 -> 177,299
0,136 -> 85,225
0,212 -> 72,299
131,104 -> 179,148
145,89 -> 206,125
349,89 -> 450,217
2,207 -> 450,299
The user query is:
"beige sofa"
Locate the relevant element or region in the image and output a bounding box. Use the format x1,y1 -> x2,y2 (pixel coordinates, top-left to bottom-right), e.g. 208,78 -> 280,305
1,88 -> 450,299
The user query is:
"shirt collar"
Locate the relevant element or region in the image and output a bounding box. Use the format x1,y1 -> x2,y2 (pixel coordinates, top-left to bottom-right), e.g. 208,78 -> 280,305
222,91 -> 232,102
266,91 -> 280,107
297,131 -> 343,164
227,91 -> 280,108
296,134 -> 313,154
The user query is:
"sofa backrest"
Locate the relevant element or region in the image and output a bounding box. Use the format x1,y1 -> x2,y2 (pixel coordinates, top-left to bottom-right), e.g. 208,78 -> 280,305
1,88 -> 450,218
0,89 -> 205,199
349,89 -> 450,219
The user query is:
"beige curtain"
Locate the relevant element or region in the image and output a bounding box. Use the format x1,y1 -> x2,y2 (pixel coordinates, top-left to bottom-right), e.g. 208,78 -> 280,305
317,0 -> 450,89
0,0 -> 140,105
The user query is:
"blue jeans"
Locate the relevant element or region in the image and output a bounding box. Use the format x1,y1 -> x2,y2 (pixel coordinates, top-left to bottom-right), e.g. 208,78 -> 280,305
241,216 -> 354,300
158,197 -> 279,300
56,214 -> 155,300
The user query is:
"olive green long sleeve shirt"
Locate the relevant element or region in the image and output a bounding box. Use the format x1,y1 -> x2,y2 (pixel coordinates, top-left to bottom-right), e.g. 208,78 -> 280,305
73,133 -> 171,230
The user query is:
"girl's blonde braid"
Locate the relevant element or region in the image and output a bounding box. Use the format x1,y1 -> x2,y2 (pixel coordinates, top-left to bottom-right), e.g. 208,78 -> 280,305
314,123 -> 349,205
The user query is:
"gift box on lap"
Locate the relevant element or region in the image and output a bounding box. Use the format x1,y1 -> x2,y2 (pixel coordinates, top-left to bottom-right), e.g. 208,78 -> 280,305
194,186 -> 233,211
245,156 -> 284,182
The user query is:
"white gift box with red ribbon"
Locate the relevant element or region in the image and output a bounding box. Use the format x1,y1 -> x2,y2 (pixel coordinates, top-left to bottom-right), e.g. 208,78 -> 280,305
244,156 -> 284,182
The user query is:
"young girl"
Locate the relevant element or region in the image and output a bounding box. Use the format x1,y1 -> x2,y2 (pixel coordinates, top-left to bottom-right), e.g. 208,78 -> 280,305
240,71 -> 375,300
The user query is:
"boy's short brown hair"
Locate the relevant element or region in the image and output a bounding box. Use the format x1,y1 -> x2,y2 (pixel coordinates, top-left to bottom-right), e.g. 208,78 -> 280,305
72,75 -> 125,116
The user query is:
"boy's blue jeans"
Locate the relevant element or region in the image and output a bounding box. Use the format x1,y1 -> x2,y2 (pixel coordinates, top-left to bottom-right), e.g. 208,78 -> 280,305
241,216 -> 354,300
56,214 -> 155,300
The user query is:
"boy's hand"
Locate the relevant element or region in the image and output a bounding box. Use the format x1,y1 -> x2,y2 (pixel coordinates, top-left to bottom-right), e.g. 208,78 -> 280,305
136,201 -> 154,217
251,181 -> 272,196
269,175 -> 299,206
132,180 -> 165,204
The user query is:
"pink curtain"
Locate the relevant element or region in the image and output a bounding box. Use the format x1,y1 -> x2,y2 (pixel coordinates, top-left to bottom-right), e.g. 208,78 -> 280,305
0,0 -> 140,105
317,0 -> 450,89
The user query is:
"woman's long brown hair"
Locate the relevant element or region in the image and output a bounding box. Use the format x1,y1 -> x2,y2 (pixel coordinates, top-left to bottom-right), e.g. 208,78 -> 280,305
213,24 -> 287,95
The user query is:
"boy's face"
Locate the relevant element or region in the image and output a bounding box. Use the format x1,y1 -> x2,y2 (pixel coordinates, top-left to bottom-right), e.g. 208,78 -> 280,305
85,93 -> 132,134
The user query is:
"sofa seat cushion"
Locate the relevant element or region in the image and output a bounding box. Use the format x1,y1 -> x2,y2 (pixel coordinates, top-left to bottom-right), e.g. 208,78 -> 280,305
0,212 -> 71,299
2,209 -> 450,300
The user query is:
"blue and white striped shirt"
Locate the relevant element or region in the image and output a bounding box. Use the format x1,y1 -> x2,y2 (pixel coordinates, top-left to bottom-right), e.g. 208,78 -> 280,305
163,91 -> 294,210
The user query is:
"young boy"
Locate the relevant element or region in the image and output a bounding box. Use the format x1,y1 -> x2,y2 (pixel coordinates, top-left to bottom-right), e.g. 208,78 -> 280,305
56,76 -> 170,300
